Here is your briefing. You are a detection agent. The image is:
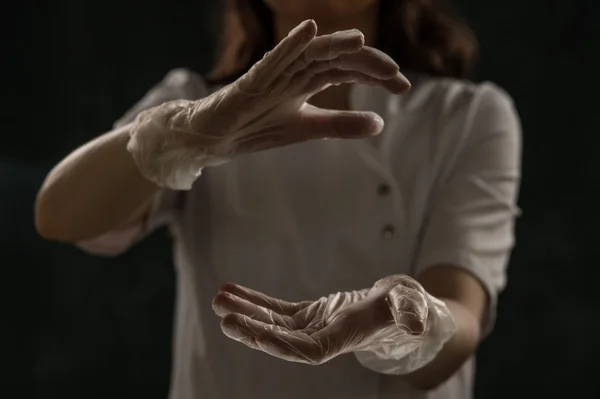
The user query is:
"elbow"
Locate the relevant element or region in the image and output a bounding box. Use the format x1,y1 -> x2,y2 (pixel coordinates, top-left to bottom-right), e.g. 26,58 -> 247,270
35,215 -> 55,241
36,188 -> 140,257
35,190 -> 62,241
35,188 -> 76,242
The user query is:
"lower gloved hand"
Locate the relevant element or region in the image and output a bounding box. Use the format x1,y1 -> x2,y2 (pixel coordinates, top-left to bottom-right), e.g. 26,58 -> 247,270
212,275 -> 456,374
126,19 -> 411,190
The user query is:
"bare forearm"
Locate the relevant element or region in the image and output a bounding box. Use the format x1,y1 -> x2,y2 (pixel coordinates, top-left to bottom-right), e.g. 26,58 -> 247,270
401,299 -> 481,391
35,124 -> 158,242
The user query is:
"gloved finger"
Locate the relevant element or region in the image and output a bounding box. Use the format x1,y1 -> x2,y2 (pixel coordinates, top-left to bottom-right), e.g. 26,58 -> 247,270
256,329 -> 329,365
234,107 -> 382,152
304,70 -> 411,97
283,29 -> 365,76
218,283 -> 313,316
238,19 -> 317,94
220,313 -> 287,350
297,46 -> 402,85
387,285 -> 429,335
396,275 -> 427,295
373,274 -> 423,293
294,105 -> 384,140
212,291 -> 298,329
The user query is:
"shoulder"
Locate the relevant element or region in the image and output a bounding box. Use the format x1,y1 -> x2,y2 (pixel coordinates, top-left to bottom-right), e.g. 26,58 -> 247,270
114,68 -> 212,128
404,75 -> 520,142
154,68 -> 211,100
134,68 -> 212,108
407,75 -> 516,120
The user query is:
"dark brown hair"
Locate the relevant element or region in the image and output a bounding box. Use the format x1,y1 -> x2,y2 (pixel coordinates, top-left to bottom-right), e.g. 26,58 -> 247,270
208,0 -> 478,84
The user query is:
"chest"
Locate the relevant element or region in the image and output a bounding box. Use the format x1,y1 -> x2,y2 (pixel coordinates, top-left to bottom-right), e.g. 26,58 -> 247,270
178,120 -> 448,298
208,112 -> 446,230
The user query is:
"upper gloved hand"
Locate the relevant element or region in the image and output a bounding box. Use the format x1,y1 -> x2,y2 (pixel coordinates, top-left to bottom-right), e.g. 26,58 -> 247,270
127,19 -> 411,190
211,275 -> 436,366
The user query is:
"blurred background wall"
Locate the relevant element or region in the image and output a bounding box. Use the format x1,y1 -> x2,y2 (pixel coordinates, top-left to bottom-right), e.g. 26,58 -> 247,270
2,0 -> 599,397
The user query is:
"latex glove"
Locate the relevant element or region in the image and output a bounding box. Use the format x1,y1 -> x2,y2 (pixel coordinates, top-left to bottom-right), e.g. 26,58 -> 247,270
212,275 -> 456,372
127,19 -> 411,190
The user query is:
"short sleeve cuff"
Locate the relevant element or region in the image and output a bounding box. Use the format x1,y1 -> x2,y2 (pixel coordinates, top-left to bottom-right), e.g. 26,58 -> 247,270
76,189 -> 179,257
414,248 -> 500,337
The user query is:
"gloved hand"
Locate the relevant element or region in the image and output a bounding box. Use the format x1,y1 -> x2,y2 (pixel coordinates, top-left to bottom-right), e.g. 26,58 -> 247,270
212,275 -> 456,373
127,19 -> 411,190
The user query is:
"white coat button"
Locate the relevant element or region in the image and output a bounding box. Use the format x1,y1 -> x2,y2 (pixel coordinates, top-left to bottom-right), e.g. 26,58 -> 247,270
382,224 -> 395,240
377,184 -> 391,196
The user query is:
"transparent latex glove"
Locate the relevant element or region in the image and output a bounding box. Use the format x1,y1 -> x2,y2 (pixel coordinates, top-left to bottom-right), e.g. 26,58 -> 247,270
212,275 -> 456,371
127,19 -> 411,190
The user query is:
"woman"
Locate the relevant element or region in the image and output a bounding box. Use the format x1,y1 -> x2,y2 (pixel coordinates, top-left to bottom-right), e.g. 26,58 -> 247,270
35,0 -> 522,398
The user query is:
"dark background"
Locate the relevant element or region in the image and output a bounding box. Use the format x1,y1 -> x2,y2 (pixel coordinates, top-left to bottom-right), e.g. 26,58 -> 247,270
3,0 -> 599,398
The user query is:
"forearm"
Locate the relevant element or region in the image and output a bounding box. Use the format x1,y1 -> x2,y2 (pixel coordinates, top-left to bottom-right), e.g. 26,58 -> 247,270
35,124 -> 159,242
400,298 -> 481,391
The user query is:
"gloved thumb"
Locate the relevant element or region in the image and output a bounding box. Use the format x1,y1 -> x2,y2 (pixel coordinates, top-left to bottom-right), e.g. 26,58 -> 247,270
294,105 -> 384,140
386,285 -> 429,336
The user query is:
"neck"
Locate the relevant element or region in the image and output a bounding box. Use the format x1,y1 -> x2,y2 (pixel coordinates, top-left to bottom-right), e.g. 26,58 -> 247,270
273,5 -> 379,110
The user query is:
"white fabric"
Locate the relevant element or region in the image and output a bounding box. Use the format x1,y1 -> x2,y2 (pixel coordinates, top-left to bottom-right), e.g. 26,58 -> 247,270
79,68 -> 521,399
